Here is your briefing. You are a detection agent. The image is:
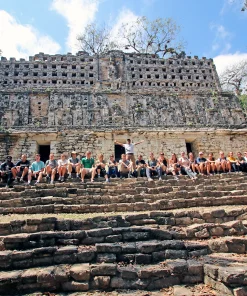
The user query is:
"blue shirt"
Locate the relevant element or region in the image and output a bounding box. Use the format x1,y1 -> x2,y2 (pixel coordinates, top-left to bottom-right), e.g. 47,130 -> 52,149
31,161 -> 45,172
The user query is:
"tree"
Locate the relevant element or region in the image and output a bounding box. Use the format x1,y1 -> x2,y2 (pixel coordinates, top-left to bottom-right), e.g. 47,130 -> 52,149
77,23 -> 118,56
77,17 -> 185,57
220,60 -> 247,96
241,0 -> 247,10
119,16 -> 185,57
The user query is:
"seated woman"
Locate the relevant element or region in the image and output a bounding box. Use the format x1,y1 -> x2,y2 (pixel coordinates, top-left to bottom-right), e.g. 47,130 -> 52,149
215,151 -> 231,173
92,154 -> 109,182
188,152 -> 199,174
157,152 -> 168,176
57,154 -> 68,182
178,151 -> 197,180
167,153 -> 180,180
227,151 -> 240,172
206,153 -> 216,175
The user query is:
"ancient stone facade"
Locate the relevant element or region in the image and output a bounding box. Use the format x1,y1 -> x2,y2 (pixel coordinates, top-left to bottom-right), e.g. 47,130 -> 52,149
0,51 -> 246,162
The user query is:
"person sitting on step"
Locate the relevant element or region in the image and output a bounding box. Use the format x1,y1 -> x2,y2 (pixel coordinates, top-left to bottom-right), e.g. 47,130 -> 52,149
157,152 -> 168,176
227,151 -> 240,172
0,155 -> 15,187
68,151 -> 81,179
28,154 -> 45,185
57,153 -> 68,182
236,152 -> 246,172
118,154 -> 132,178
196,152 -> 207,175
106,154 -> 118,178
92,154 -> 110,182
178,151 -> 197,180
45,153 -> 58,184
80,151 -> 95,183
146,152 -> 162,181
188,152 -> 199,175
135,154 -> 146,177
11,154 -> 30,182
167,153 -> 180,180
215,151 -> 231,173
206,153 -> 216,175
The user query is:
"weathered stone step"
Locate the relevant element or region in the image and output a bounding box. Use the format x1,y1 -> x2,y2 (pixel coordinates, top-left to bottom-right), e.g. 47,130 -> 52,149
1,206 -> 246,236
0,238 -> 209,271
1,192 -> 246,215
204,253 -> 247,296
0,259 -> 205,295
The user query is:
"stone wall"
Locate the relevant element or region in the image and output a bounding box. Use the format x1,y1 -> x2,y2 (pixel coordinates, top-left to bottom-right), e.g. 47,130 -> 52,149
0,91 -> 245,129
0,51 -> 221,92
2,129 -> 247,163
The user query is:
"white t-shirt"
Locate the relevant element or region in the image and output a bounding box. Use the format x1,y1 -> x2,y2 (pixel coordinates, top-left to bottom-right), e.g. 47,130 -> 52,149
123,143 -> 134,154
179,157 -> 190,167
58,159 -> 68,166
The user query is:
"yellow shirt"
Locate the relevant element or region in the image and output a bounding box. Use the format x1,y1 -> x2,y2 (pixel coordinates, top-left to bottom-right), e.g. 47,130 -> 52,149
228,156 -> 236,162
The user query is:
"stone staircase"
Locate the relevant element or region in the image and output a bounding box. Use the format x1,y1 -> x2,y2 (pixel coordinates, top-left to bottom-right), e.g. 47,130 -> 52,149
0,173 -> 247,295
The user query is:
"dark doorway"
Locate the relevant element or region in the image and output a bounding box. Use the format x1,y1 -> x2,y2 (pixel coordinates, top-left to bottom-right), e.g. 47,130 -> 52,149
114,145 -> 125,161
39,145 -> 50,163
186,142 -> 192,155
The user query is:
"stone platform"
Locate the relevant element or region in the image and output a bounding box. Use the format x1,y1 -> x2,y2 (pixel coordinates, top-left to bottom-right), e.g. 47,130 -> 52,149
0,173 -> 247,295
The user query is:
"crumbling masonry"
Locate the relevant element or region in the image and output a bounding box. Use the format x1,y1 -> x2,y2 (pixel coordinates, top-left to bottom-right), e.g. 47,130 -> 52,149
0,50 -> 246,161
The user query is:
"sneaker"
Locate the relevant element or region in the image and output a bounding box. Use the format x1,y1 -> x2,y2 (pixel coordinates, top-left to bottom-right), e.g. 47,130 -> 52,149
174,176 -> 179,181
158,177 -> 162,181
58,176 -> 61,181
81,179 -> 85,183
34,181 -> 39,185
97,174 -> 100,178
76,174 -> 80,178
50,180 -> 54,184
105,179 -> 110,183
148,177 -> 153,181
46,175 -> 50,182
61,176 -> 64,182
68,174 -> 72,179
5,184 -> 9,188
20,177 -> 24,182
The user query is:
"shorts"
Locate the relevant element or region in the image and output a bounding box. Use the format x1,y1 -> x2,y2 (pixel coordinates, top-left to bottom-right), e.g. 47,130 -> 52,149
85,168 -> 93,174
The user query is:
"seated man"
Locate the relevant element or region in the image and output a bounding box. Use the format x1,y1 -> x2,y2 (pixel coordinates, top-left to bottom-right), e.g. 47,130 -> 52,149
80,151 -> 95,183
178,151 -> 197,180
11,154 -> 30,182
136,155 -> 146,177
146,152 -> 162,181
196,152 -> 207,175
45,153 -> 58,184
188,152 -> 199,174
215,151 -> 231,173
68,151 -> 81,179
236,152 -> 246,172
106,155 -> 118,178
206,153 -> 216,175
28,154 -> 45,185
92,154 -> 109,182
157,153 -> 168,176
0,156 -> 15,187
227,151 -> 240,172
57,154 -> 68,182
118,154 -> 132,178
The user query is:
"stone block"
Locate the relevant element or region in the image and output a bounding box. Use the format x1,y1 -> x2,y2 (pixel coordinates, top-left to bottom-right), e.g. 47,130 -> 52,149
135,253 -> 152,264
165,249 -> 187,259
96,243 -> 122,253
62,281 -> 89,291
97,253 -> 116,263
92,276 -> 111,289
118,266 -> 138,279
70,264 -> 90,281
87,227 -> 113,237
91,264 -> 117,276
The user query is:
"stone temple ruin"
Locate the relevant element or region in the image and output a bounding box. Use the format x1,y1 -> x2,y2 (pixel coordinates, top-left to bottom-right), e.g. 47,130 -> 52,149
0,50 -> 246,161
1,52 -> 247,295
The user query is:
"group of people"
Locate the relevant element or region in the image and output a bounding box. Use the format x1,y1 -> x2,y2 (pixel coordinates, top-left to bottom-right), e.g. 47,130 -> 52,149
1,138 -> 247,187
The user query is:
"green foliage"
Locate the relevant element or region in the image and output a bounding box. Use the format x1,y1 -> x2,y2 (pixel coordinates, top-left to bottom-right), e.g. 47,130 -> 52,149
239,94 -> 247,111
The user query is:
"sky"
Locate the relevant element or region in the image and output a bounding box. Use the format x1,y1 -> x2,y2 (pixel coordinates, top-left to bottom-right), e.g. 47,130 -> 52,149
0,0 -> 246,74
